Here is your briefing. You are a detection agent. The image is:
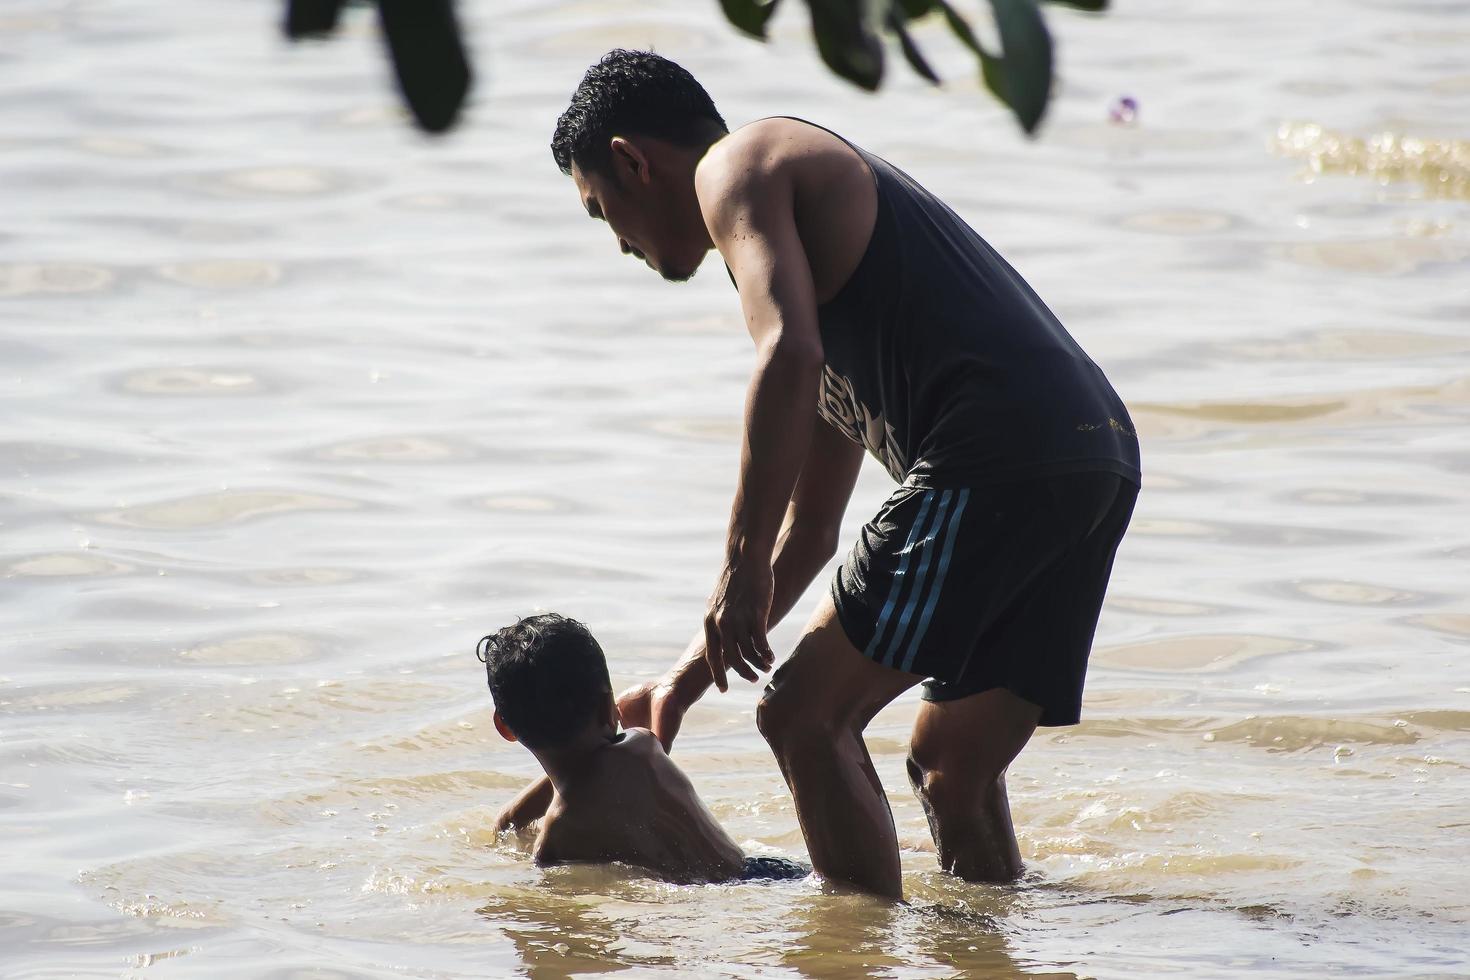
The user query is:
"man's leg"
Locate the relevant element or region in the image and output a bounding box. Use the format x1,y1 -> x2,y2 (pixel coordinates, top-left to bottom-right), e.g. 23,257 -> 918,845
901,476 -> 1137,882
906,686 -> 1041,882
756,594 -> 921,898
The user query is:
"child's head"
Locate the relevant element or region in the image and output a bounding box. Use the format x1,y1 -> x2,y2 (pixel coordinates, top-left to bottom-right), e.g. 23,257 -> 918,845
477,613 -> 615,750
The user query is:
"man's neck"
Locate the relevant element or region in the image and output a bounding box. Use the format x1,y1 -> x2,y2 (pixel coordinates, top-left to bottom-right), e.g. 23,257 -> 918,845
668,128 -> 727,253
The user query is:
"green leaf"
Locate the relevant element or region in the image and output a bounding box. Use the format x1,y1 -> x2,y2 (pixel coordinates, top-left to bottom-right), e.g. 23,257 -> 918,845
720,0 -> 782,39
377,0 -> 472,134
806,0 -> 885,91
283,0 -> 347,39
897,0 -> 939,17
978,45 -> 1006,103
987,0 -> 1052,133
937,0 -> 1051,135
885,10 -> 940,84
936,0 -> 985,57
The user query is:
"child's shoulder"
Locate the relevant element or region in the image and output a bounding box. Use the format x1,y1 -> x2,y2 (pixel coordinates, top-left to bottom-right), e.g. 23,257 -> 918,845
614,727 -> 664,754
609,728 -> 684,774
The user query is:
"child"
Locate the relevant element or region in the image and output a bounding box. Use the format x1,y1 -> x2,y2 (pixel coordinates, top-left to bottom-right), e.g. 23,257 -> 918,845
478,613 -> 806,884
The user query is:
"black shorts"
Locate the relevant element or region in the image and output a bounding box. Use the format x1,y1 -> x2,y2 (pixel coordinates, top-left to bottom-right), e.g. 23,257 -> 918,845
830,471 -> 1138,727
741,856 -> 810,881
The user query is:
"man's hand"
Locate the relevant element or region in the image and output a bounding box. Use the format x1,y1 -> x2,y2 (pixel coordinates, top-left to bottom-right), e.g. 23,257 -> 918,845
703,559 -> 777,692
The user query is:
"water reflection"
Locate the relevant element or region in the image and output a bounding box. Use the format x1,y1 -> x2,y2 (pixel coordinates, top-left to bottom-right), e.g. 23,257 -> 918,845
244,567 -> 360,587
71,135 -> 171,158
4,552 -> 133,577
184,166 -> 355,197
779,896 -> 912,978
155,260 -> 282,289
1273,121 -> 1470,199
473,493 -> 582,515
1285,579 -> 1427,605
91,490 -> 365,529
1275,238 -> 1470,276
479,886 -> 672,978
310,434 -> 476,463
0,262 -> 114,295
177,632 -> 322,667
115,366 -> 274,396
1093,633 -> 1316,672
1218,327 -> 1470,362
1117,209 -> 1236,235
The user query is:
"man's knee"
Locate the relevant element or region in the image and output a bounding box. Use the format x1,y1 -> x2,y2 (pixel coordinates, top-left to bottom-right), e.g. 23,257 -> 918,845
756,678 -> 830,749
907,690 -> 1040,803
906,726 -> 955,799
906,747 -> 1003,814
753,684 -> 786,743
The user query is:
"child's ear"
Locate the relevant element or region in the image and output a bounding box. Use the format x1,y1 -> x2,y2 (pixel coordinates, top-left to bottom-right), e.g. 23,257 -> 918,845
492,711 -> 518,743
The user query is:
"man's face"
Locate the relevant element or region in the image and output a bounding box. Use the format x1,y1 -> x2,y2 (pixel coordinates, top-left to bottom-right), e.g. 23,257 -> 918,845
570,153 -> 701,284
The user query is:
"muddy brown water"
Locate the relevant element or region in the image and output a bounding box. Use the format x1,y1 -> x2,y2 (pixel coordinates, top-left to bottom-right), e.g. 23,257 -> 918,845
2,0 -> 1467,977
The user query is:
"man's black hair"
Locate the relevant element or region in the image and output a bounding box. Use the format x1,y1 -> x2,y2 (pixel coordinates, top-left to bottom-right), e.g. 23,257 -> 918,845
551,49 -> 728,178
476,614 -> 613,749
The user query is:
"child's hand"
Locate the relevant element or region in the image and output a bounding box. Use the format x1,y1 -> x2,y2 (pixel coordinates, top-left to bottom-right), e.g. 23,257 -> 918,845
616,681 -> 655,730
616,679 -> 687,751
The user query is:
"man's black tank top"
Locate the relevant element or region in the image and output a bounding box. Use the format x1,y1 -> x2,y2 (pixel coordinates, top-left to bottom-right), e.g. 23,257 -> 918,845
770,117 -> 1141,489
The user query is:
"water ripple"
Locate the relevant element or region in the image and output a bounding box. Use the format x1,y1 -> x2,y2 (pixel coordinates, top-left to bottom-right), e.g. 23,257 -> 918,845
3,552 -> 133,577
1094,633 -> 1317,671
114,367 -> 276,397
155,260 -> 282,289
0,263 -> 115,296
91,490 -> 365,530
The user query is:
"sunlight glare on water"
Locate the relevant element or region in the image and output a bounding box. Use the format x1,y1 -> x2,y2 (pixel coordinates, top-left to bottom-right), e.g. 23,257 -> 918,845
1,0 -> 1467,977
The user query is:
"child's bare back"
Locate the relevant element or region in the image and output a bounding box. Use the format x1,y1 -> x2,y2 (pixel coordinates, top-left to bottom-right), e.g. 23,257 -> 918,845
534,727 -> 744,883
478,614 -> 807,886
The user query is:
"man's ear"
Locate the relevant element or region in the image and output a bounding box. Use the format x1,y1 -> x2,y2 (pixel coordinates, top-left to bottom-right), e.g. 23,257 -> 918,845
492,710 -> 518,743
608,136 -> 649,185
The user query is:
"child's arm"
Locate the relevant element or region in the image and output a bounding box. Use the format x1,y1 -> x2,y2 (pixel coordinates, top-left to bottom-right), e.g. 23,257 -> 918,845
493,776 -> 554,833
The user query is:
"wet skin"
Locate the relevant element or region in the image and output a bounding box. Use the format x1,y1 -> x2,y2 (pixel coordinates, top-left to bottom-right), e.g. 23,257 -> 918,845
496,700 -> 744,884
533,729 -> 745,884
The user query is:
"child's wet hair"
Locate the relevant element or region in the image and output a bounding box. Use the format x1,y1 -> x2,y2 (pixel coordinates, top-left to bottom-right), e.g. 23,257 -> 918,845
477,613 -> 613,749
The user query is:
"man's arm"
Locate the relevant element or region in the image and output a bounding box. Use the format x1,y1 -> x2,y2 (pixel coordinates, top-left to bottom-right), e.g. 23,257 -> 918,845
498,420 -> 864,832
627,416 -> 865,725
696,142 -> 828,692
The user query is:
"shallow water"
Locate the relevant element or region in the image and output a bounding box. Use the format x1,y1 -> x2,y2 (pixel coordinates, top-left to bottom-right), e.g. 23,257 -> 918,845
2,0 -> 1468,977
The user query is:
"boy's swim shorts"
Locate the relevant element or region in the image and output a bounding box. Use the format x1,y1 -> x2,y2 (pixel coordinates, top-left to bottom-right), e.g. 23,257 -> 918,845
741,856 -> 810,881
830,471 -> 1138,727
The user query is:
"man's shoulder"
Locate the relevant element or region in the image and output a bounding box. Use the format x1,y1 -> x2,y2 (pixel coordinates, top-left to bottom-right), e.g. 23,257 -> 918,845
696,118 -> 863,240
716,116 -> 794,154
696,120 -> 788,200
703,117 -> 836,174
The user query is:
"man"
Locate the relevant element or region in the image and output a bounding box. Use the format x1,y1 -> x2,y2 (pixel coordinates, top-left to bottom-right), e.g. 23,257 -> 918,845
503,48 -> 1140,899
